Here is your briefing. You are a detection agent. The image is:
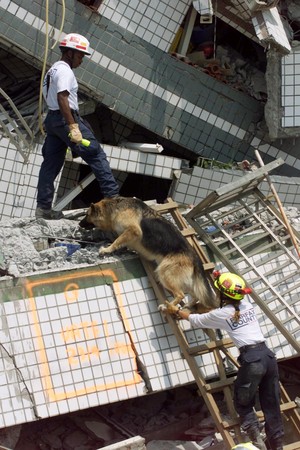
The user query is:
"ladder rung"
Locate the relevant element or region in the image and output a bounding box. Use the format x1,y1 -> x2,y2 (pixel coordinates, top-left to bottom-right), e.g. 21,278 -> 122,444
187,338 -> 233,355
274,302 -> 299,318
221,417 -> 240,429
181,228 -> 196,237
249,261 -> 295,285
255,401 -> 298,418
280,401 -> 298,411
205,376 -> 235,393
203,262 -> 215,271
271,272 -> 299,289
284,442 -> 300,450
253,249 -> 287,268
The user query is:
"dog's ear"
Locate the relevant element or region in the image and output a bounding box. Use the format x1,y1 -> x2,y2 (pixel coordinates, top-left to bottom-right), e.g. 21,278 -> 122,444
90,203 -> 96,212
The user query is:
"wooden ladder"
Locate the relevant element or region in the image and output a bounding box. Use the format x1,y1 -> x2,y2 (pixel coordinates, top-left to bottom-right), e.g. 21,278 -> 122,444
142,198 -> 300,450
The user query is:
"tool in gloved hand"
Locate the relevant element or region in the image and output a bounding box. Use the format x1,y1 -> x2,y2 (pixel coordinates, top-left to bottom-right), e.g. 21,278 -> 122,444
68,124 -> 90,147
69,123 -> 82,143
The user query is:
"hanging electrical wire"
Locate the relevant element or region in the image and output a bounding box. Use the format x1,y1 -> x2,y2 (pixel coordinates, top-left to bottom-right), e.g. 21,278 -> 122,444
38,0 -> 49,135
38,0 -> 66,135
51,0 -> 66,49
213,0 -> 217,59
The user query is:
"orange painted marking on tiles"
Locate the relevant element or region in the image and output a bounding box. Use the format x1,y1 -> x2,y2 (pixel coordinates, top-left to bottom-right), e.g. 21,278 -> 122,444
64,283 -> 79,302
103,320 -> 109,337
61,320 -> 100,343
25,269 -> 142,402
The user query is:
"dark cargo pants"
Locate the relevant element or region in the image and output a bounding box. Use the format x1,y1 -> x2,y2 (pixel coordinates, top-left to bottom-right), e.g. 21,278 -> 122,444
37,110 -> 119,209
234,343 -> 284,443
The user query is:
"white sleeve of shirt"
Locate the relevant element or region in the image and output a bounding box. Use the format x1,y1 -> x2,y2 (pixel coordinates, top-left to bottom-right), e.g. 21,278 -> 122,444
189,308 -> 229,331
56,64 -> 75,94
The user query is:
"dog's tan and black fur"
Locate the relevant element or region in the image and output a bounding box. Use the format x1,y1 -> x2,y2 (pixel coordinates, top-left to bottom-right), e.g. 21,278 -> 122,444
79,196 -> 217,312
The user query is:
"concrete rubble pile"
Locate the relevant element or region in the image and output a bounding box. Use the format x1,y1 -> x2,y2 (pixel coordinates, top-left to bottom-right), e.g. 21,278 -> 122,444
1,206 -> 300,278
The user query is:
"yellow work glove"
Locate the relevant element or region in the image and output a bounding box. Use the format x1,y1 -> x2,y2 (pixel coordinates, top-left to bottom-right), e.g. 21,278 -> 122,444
69,123 -> 83,144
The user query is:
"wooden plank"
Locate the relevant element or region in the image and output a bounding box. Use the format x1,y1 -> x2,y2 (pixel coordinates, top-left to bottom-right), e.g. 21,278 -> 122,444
187,338 -> 234,355
283,443 -> 300,450
205,377 -> 235,393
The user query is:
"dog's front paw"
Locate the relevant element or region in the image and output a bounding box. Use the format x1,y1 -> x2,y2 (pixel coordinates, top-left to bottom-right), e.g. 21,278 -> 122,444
99,246 -> 111,255
158,304 -> 167,312
160,302 -> 179,315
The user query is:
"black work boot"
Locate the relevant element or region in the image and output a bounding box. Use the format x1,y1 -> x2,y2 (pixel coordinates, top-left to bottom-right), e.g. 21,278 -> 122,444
269,436 -> 283,450
247,425 -> 267,450
36,207 -> 64,220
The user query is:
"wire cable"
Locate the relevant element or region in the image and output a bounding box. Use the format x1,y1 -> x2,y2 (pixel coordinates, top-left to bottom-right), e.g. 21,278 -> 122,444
38,0 -> 49,135
51,0 -> 66,49
38,0 -> 66,135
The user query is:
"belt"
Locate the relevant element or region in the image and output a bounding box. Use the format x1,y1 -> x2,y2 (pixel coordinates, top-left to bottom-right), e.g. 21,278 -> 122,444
239,342 -> 266,353
48,109 -> 79,116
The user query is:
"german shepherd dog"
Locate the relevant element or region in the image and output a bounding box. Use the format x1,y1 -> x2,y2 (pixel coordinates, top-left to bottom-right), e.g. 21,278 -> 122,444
79,197 -> 217,312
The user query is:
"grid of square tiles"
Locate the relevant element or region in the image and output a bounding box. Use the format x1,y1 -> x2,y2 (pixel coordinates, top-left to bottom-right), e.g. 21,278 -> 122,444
0,138 -> 62,220
281,46 -> 300,128
104,145 -> 183,178
0,136 -> 183,220
0,273 -> 219,428
171,165 -> 300,210
98,0 -> 190,52
252,8 -> 291,55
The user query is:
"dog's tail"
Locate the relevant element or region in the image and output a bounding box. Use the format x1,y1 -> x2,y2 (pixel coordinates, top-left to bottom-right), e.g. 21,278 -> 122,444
192,257 -> 218,309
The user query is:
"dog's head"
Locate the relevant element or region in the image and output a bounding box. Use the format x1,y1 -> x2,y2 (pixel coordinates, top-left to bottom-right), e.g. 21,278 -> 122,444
79,199 -> 115,230
79,203 -> 98,230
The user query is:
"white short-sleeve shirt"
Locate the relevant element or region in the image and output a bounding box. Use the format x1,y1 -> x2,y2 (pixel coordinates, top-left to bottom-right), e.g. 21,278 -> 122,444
189,299 -> 266,349
43,61 -> 79,111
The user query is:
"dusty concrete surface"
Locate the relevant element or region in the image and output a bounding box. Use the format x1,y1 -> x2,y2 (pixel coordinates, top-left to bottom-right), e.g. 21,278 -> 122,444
0,215 -> 120,278
1,206 -> 300,278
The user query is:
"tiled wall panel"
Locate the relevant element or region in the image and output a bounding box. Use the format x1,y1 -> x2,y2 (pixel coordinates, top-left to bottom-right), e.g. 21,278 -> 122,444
171,165 -> 300,210
98,0 -> 190,53
282,45 -> 300,128
0,0 -> 266,167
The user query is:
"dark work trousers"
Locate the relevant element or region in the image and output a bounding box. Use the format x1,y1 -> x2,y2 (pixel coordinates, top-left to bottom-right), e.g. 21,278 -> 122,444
234,343 -> 284,443
37,110 -> 119,210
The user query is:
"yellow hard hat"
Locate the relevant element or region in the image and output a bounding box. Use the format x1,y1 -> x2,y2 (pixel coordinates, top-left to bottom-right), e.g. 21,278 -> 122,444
213,271 -> 252,300
232,443 -> 260,450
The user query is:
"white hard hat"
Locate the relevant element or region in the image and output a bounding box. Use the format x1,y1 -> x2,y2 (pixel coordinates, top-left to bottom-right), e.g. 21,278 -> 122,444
231,443 -> 260,450
59,33 -> 91,55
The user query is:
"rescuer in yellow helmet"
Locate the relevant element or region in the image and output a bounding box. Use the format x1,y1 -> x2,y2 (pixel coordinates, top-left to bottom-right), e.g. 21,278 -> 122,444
164,271 -> 284,450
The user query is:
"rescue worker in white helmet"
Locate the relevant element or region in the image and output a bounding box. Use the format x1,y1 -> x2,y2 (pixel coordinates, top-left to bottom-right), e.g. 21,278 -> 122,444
164,271 -> 284,450
36,33 -> 119,219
